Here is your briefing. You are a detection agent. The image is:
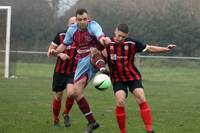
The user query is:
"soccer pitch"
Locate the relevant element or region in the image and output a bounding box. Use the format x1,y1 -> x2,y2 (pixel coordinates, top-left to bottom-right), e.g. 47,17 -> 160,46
0,62 -> 200,133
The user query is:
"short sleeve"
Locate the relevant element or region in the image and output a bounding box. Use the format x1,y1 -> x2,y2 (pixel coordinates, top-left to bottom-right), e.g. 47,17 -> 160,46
88,21 -> 104,41
135,40 -> 148,53
51,33 -> 61,46
63,25 -> 77,46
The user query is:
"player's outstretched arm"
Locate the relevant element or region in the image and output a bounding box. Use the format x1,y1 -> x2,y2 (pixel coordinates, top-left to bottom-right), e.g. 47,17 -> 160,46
147,44 -> 176,53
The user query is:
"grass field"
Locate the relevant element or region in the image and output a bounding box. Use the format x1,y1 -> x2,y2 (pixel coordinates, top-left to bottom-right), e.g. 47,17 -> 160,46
0,62 -> 200,133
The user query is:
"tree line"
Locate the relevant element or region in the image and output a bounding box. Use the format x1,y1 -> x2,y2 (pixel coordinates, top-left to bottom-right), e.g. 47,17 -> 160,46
0,0 -> 200,56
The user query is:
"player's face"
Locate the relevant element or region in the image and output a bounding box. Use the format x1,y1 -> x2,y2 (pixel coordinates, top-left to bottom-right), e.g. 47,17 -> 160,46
76,13 -> 88,29
115,30 -> 128,43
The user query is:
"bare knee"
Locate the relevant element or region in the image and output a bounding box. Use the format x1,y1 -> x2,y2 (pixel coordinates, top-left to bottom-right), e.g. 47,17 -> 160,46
116,97 -> 125,106
133,88 -> 146,104
54,92 -> 63,101
115,90 -> 126,106
136,95 -> 146,104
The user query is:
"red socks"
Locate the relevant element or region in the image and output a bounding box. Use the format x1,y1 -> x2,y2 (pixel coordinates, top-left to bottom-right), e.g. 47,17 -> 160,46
77,97 -> 96,123
139,101 -> 153,132
115,106 -> 126,133
115,102 -> 152,132
53,97 -> 61,122
63,97 -> 74,115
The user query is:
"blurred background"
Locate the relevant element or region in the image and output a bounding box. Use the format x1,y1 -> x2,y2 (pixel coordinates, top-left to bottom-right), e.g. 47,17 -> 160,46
1,1 -> 200,133
0,0 -> 200,77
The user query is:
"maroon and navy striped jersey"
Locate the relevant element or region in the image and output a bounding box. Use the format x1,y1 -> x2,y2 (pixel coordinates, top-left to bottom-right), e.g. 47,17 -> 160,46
106,37 -> 147,83
52,30 -> 77,75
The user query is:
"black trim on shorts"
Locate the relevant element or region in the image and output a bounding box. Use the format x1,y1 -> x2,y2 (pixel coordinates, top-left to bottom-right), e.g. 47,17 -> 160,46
52,72 -> 74,92
112,80 -> 143,97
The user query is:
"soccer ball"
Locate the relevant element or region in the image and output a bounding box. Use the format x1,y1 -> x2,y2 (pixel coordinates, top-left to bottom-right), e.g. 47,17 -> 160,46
93,73 -> 111,91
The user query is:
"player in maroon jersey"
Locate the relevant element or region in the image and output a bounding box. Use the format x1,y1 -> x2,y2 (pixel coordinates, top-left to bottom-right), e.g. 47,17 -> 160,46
102,24 -> 176,133
48,8 -> 111,133
47,16 -> 77,127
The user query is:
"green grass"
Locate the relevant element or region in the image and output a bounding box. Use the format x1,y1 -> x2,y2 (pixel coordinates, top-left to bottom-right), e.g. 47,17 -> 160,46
0,62 -> 200,133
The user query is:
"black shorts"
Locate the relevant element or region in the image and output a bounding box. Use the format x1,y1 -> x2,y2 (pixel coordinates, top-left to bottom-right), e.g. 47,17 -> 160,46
52,72 -> 74,92
112,80 -> 144,97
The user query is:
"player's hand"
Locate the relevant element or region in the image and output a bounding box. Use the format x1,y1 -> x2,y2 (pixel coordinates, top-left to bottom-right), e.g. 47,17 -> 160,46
58,53 -> 70,60
100,37 -> 111,46
103,37 -> 111,46
47,49 -> 56,58
167,44 -> 176,50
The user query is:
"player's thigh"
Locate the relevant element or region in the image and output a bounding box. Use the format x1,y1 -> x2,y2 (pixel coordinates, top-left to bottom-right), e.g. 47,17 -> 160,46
133,88 -> 146,104
65,75 -> 75,97
128,80 -> 146,104
132,88 -> 146,104
113,82 -> 128,106
74,76 -> 88,98
115,90 -> 126,106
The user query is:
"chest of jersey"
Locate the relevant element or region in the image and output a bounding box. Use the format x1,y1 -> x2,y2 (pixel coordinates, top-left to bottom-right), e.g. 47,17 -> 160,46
73,30 -> 97,49
108,42 -> 136,62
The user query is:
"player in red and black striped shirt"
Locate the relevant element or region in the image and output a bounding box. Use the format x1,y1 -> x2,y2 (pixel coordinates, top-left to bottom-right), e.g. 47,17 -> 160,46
103,24 -> 176,133
47,17 -> 77,127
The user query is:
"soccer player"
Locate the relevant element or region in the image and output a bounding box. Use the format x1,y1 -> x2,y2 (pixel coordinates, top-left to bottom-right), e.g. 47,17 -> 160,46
48,8 -> 111,133
47,16 -> 77,127
102,24 -> 176,133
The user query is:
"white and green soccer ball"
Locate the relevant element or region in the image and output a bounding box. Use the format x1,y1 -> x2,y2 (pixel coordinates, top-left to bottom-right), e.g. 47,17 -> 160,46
93,73 -> 111,91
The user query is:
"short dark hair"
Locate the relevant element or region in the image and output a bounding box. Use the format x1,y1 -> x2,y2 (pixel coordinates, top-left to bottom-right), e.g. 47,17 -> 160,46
76,8 -> 88,16
117,23 -> 129,34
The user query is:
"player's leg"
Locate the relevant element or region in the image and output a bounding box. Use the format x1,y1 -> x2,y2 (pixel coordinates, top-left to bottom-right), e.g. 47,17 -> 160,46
113,82 -> 127,133
63,83 -> 75,127
52,73 -> 66,127
133,88 -> 153,133
63,83 -> 74,115
74,76 -> 99,133
52,91 -> 63,127
130,80 -> 153,133
73,56 -> 99,132
90,48 -> 109,75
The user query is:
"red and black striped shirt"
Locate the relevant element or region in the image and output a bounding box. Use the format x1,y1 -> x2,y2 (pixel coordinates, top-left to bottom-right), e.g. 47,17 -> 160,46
106,37 -> 147,83
52,30 -> 77,75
